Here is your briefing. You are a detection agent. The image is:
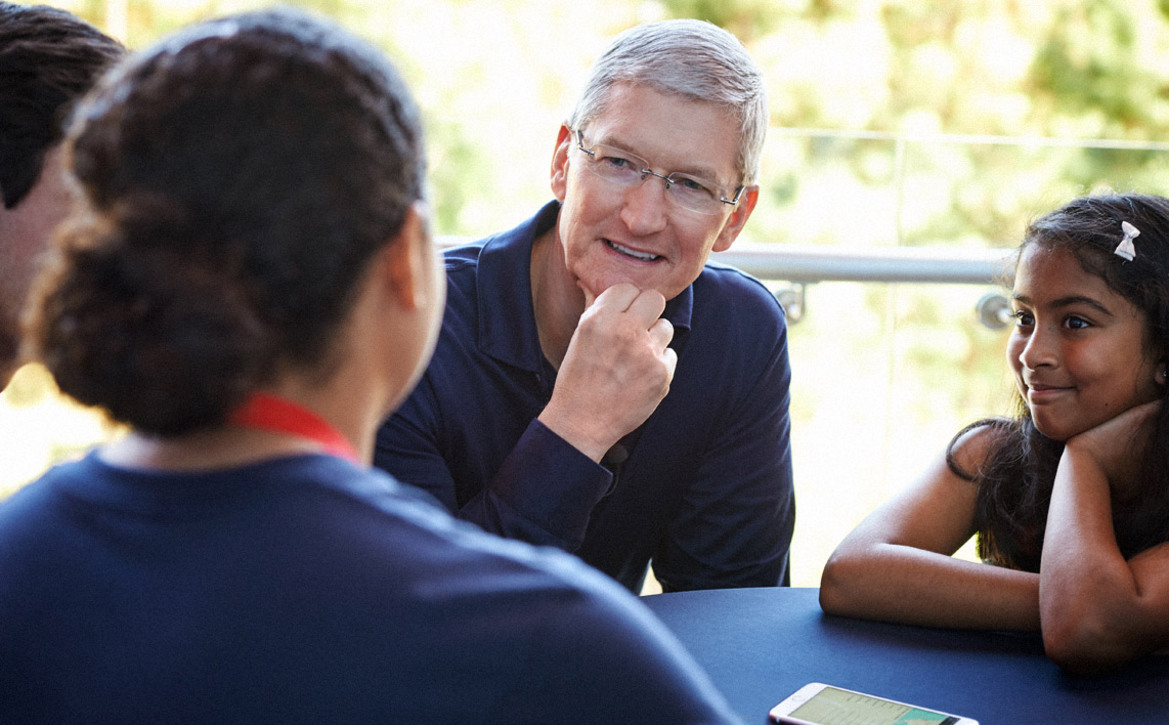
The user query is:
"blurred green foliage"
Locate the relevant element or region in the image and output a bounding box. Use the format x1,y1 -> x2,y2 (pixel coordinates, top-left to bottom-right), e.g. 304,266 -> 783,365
51,0 -> 1169,244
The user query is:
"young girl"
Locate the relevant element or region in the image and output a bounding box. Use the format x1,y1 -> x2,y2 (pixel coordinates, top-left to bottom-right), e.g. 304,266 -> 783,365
820,193 -> 1169,673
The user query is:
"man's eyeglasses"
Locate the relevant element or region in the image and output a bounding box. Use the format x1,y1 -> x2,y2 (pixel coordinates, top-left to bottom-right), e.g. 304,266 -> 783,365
572,130 -> 744,216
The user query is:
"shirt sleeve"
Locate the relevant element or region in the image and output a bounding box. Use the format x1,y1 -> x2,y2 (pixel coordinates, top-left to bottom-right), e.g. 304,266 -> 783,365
652,323 -> 796,592
375,394 -> 614,552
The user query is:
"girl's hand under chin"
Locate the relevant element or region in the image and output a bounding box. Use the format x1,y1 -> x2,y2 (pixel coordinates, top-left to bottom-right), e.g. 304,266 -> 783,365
1064,400 -> 1162,495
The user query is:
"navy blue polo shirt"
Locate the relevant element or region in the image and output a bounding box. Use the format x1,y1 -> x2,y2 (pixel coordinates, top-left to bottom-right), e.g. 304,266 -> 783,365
376,201 -> 795,592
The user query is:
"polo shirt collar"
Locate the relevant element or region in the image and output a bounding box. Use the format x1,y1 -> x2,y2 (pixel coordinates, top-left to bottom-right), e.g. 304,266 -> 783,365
475,200 -> 695,372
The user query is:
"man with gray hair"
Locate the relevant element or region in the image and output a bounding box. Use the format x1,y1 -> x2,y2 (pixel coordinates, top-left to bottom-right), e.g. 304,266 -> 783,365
376,18 -> 795,593
0,3 -> 124,390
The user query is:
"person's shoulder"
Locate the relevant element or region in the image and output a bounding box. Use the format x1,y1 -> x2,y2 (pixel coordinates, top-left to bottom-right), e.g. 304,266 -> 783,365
689,262 -> 787,359
410,521 -> 737,722
0,453 -> 101,547
947,417 -> 1017,481
698,259 -> 778,297
343,469 -> 689,648
0,452 -> 100,503
441,237 -> 485,272
248,461 -> 588,596
441,201 -> 559,276
695,260 -> 785,317
350,467 -> 632,599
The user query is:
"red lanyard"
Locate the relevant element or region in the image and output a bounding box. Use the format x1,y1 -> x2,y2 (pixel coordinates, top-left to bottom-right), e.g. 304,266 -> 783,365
227,391 -> 360,464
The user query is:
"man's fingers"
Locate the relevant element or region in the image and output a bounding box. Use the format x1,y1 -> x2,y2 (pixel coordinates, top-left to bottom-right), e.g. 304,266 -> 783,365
584,283 -> 668,332
625,287 -> 666,323
586,282 -> 639,311
648,317 -> 674,350
662,346 -> 678,382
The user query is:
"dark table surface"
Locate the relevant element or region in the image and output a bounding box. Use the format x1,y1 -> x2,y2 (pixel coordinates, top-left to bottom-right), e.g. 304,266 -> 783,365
641,587 -> 1168,725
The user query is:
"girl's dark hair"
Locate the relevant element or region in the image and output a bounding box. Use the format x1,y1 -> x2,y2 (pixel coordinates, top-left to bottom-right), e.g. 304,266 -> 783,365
29,9 -> 426,435
948,193 -> 1169,571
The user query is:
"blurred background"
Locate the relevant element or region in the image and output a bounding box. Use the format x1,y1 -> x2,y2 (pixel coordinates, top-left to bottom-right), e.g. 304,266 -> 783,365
5,0 -> 1169,588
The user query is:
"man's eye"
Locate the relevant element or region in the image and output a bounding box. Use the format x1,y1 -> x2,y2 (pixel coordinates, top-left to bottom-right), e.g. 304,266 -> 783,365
600,154 -> 634,169
673,176 -> 716,198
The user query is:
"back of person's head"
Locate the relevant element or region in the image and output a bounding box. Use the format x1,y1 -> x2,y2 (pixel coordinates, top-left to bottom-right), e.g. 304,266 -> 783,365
0,2 -> 124,209
29,8 -> 426,436
566,18 -> 767,186
1021,193 -> 1169,371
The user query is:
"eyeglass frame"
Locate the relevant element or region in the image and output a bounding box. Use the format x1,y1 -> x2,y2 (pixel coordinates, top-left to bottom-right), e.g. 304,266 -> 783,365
571,129 -> 746,216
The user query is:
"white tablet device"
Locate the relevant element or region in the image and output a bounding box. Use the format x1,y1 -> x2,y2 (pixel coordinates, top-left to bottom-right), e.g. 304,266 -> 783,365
769,682 -> 979,725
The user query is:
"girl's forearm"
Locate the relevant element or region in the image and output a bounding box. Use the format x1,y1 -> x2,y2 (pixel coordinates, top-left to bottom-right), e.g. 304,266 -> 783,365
821,544 -> 1040,631
1041,444 -> 1162,672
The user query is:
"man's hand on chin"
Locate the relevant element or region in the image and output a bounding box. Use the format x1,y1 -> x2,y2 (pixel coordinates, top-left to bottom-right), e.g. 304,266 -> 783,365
539,282 -> 676,462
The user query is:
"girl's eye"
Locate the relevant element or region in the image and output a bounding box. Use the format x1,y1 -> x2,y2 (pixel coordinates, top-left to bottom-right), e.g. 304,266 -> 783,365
1013,310 -> 1034,326
1064,316 -> 1090,330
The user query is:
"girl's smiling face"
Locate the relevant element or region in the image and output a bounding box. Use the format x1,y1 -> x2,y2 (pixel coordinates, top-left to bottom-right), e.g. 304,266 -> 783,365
1007,243 -> 1164,442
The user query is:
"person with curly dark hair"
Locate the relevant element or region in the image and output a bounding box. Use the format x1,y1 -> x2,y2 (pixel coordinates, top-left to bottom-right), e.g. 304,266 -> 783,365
0,2 -> 123,389
821,193 -> 1169,674
0,10 -> 739,723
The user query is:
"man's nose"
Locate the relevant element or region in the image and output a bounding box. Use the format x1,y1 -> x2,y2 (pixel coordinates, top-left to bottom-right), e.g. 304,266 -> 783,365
619,172 -> 671,234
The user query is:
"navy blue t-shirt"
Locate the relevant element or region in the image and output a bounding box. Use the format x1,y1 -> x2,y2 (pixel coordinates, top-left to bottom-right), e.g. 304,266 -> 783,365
376,201 -> 796,592
0,452 -> 740,724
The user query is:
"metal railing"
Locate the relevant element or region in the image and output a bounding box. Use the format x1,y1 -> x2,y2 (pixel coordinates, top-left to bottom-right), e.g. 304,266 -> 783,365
712,242 -> 1017,327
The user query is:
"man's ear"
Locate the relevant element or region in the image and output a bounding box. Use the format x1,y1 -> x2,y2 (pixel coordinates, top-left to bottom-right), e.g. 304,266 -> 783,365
383,201 -> 430,311
712,185 -> 759,253
550,125 -> 573,202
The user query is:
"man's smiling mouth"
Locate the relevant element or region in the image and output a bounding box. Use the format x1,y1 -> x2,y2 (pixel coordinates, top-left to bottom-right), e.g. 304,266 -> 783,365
607,240 -> 661,261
